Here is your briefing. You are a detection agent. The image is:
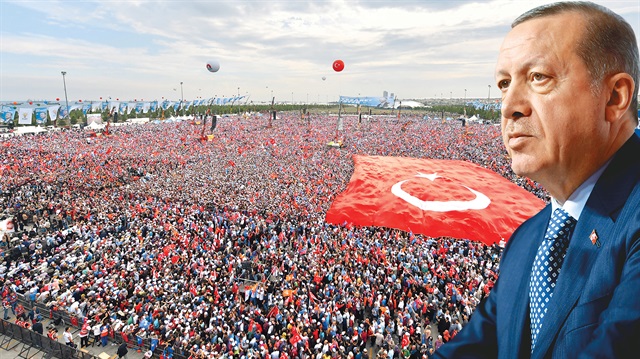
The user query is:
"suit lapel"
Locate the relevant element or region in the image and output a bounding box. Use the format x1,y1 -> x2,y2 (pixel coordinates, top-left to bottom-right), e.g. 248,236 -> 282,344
531,134 -> 640,358
531,207 -> 612,358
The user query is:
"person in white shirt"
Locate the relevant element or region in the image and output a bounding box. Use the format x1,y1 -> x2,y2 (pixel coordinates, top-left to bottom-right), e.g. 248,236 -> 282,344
63,327 -> 75,348
92,322 -> 101,347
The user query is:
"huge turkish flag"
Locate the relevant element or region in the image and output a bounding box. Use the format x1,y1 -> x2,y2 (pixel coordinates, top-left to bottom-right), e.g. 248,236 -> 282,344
325,155 -> 545,245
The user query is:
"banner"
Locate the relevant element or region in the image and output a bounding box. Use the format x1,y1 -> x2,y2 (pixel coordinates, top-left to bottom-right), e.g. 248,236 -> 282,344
470,100 -> 502,111
34,108 -> 48,124
1,106 -> 16,124
59,106 -> 69,119
82,103 -> 91,115
47,105 -> 60,122
119,102 -> 128,114
150,101 -> 157,112
18,107 -> 34,125
135,102 -> 144,113
339,95 -> 395,108
91,102 -> 102,112
325,155 -> 545,245
210,96 -> 243,105
108,101 -> 120,114
142,102 -> 151,113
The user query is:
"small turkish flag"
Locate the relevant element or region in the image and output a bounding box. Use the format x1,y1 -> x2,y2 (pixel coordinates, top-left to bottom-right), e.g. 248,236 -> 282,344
289,326 -> 302,346
590,229 -> 600,247
325,155 -> 545,245
401,333 -> 410,348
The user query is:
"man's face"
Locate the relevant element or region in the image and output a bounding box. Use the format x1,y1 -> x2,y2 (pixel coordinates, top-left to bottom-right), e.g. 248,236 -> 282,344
496,12 -> 608,186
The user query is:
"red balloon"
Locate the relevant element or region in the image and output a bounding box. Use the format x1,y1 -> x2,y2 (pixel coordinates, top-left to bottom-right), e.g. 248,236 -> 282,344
79,99 -> 82,102
13,101 -> 17,105
100,97 -> 103,100
29,101 -> 33,105
56,98 -> 60,101
116,98 -> 119,101
333,59 -> 345,72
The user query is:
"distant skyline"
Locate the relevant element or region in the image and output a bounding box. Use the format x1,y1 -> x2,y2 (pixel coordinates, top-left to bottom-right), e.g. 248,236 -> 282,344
1,0 -> 638,103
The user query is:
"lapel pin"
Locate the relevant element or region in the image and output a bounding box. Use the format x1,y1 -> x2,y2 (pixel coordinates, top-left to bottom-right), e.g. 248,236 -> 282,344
589,229 -> 601,247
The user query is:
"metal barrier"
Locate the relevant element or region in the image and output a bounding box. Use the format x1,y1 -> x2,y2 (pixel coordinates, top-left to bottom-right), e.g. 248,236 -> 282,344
13,294 -> 188,359
0,318 -> 98,359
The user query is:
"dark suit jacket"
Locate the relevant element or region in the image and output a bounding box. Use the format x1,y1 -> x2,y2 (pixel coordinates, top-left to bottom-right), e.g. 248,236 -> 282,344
434,133 -> 640,358
32,321 -> 43,335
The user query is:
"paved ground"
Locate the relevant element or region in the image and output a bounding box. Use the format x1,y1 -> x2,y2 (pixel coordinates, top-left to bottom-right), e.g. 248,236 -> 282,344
0,315 -> 147,359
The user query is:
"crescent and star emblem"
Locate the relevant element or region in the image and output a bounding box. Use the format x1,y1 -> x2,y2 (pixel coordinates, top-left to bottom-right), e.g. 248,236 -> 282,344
391,172 -> 491,212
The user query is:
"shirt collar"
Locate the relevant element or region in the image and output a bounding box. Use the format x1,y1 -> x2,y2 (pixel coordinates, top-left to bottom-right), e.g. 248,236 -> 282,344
551,159 -> 612,220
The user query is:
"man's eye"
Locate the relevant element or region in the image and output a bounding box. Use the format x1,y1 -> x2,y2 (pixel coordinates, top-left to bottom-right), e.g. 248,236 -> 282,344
532,73 -> 546,81
498,80 -> 510,89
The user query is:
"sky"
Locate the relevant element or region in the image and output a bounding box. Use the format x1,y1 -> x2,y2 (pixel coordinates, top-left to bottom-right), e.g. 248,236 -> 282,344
1,0 -> 638,104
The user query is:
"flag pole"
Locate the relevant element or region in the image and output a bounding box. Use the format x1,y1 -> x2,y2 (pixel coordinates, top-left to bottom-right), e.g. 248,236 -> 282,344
336,99 -> 343,143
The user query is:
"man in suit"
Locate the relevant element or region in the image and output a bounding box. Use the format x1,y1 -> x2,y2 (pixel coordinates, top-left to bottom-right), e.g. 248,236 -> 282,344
32,317 -> 43,348
434,2 -> 639,358
32,317 -> 43,335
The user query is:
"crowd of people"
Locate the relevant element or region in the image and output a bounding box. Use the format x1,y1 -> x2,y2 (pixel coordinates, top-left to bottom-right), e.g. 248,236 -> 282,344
0,112 -> 548,358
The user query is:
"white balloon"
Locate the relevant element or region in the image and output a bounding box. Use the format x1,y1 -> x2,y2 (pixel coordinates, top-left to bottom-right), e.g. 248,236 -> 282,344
322,76 -> 326,81
206,60 -> 220,73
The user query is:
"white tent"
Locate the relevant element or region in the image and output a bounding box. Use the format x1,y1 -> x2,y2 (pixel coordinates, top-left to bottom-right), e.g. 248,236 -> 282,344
14,126 -> 47,135
86,122 -> 105,130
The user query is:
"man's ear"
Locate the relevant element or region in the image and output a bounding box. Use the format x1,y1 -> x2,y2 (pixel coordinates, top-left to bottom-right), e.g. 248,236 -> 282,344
605,72 -> 635,123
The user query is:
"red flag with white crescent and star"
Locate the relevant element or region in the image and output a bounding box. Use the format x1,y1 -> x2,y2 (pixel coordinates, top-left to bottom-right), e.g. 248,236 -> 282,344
325,155 -> 545,245
289,326 -> 302,346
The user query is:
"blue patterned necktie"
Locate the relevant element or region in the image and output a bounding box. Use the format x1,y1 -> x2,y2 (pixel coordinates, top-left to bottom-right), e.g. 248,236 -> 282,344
529,207 -> 577,350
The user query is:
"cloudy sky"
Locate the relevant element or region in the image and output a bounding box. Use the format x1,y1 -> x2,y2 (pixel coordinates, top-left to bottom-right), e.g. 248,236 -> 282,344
1,0 -> 638,104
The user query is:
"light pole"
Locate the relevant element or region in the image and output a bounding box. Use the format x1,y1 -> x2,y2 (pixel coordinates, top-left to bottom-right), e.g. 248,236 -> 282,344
488,85 -> 491,100
61,71 -> 69,124
464,88 -> 467,116
180,82 -> 184,115
291,92 -> 294,105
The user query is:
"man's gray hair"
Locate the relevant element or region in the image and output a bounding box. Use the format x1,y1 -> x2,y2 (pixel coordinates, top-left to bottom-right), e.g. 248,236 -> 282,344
513,1 -> 639,119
